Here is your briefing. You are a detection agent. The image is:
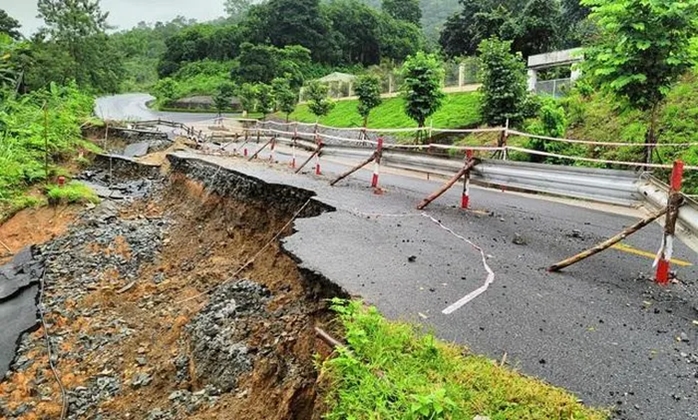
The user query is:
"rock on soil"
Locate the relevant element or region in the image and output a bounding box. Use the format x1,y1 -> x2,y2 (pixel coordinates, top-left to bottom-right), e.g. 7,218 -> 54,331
186,280 -> 271,393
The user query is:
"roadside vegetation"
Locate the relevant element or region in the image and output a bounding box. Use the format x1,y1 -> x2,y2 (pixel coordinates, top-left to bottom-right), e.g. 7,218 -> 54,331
0,81 -> 100,219
321,300 -> 607,420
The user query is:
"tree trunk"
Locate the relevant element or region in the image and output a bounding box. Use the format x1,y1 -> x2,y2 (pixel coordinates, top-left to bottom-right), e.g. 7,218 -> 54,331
644,104 -> 659,168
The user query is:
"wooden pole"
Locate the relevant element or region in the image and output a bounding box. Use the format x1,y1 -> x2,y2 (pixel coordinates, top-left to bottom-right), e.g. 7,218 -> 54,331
329,152 -> 377,186
295,143 -> 324,174
548,207 -> 668,272
417,159 -> 480,210
315,327 -> 343,349
248,136 -> 275,161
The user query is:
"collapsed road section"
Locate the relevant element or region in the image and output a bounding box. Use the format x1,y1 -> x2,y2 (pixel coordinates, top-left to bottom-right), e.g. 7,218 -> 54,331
0,154 -> 345,419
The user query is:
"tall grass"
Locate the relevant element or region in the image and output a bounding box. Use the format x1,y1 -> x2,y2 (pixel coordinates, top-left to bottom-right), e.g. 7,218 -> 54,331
320,300 -> 608,420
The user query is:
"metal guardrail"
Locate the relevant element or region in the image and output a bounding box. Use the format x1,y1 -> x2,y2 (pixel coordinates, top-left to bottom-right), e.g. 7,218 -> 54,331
130,119 -> 698,253
637,176 -> 698,252
322,146 -> 642,206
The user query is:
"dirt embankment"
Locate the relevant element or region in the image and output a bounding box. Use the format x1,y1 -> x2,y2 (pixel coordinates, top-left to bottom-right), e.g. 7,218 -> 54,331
1,154 -> 346,420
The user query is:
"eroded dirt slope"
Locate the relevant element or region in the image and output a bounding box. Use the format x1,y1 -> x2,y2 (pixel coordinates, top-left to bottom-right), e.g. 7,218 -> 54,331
1,156 -> 341,420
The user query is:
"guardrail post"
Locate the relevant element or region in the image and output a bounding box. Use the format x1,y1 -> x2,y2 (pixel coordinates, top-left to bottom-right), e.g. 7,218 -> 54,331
371,137 -> 384,188
462,149 -> 473,209
655,160 -> 684,285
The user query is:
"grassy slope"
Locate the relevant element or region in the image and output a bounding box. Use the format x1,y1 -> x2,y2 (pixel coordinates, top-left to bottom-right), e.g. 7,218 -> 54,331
322,300 -> 607,420
286,92 -> 481,129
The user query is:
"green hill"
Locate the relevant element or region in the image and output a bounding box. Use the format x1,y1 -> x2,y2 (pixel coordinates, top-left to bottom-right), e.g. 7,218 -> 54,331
285,92 -> 481,130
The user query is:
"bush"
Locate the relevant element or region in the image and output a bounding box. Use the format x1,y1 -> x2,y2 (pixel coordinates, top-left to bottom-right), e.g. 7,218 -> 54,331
45,182 -> 100,205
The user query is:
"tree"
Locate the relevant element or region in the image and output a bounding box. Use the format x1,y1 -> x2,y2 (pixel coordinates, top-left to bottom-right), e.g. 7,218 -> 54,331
478,38 -> 528,127
36,0 -> 123,92
240,0 -> 338,64
439,0 -> 516,58
355,74 -> 382,127
213,82 -> 236,115
225,0 -> 253,21
272,78 -> 298,122
237,82 -> 258,116
255,83 -> 274,119
232,43 -> 312,87
382,0 -> 422,26
439,0 -> 560,59
512,0 -> 562,58
305,80 -> 335,121
582,0 -> 698,163
0,10 -> 21,40
400,52 -> 445,141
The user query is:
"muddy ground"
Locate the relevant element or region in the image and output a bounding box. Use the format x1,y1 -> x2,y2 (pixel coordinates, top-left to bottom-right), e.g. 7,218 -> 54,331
0,153 -> 345,420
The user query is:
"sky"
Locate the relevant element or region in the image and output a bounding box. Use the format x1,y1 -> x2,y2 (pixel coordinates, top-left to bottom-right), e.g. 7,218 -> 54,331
2,0 -> 227,36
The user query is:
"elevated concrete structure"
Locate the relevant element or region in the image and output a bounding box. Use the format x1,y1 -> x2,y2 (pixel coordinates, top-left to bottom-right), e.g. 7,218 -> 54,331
527,48 -> 583,92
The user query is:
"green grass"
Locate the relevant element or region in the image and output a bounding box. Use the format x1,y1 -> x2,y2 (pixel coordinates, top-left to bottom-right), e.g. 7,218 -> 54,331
321,300 -> 608,420
286,92 -> 482,130
45,181 -> 100,205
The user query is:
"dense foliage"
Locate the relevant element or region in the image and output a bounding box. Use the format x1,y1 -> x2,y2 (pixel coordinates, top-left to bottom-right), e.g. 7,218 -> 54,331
0,83 -> 98,210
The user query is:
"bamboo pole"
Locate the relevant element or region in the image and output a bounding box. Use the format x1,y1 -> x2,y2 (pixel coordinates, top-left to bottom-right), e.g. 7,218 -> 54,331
548,207 -> 668,272
417,159 -> 480,210
329,152 -> 377,186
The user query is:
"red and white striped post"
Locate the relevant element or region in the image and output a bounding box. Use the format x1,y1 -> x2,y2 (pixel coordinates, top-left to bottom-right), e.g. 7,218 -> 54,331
461,149 -> 473,209
243,147 -> 248,158
371,137 -> 384,188
269,137 -> 276,163
655,160 -> 684,285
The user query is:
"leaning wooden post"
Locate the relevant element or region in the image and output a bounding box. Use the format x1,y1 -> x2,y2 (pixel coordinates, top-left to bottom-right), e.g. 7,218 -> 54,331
548,207 -> 669,272
329,152 -> 376,186
295,143 -> 324,174
655,160 -> 685,284
248,135 -> 275,161
417,158 -> 481,210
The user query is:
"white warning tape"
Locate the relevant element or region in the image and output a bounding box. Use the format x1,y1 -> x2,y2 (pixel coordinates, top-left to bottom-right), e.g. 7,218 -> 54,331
421,213 -> 495,314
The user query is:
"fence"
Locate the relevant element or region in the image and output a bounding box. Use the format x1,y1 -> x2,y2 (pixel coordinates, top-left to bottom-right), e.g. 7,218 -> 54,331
303,60 -> 481,101
128,116 -> 698,282
535,78 -> 572,98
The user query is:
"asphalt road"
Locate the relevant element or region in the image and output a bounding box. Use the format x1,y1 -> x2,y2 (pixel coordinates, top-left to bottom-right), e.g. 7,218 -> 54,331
103,95 -> 698,418
95,93 -> 233,123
